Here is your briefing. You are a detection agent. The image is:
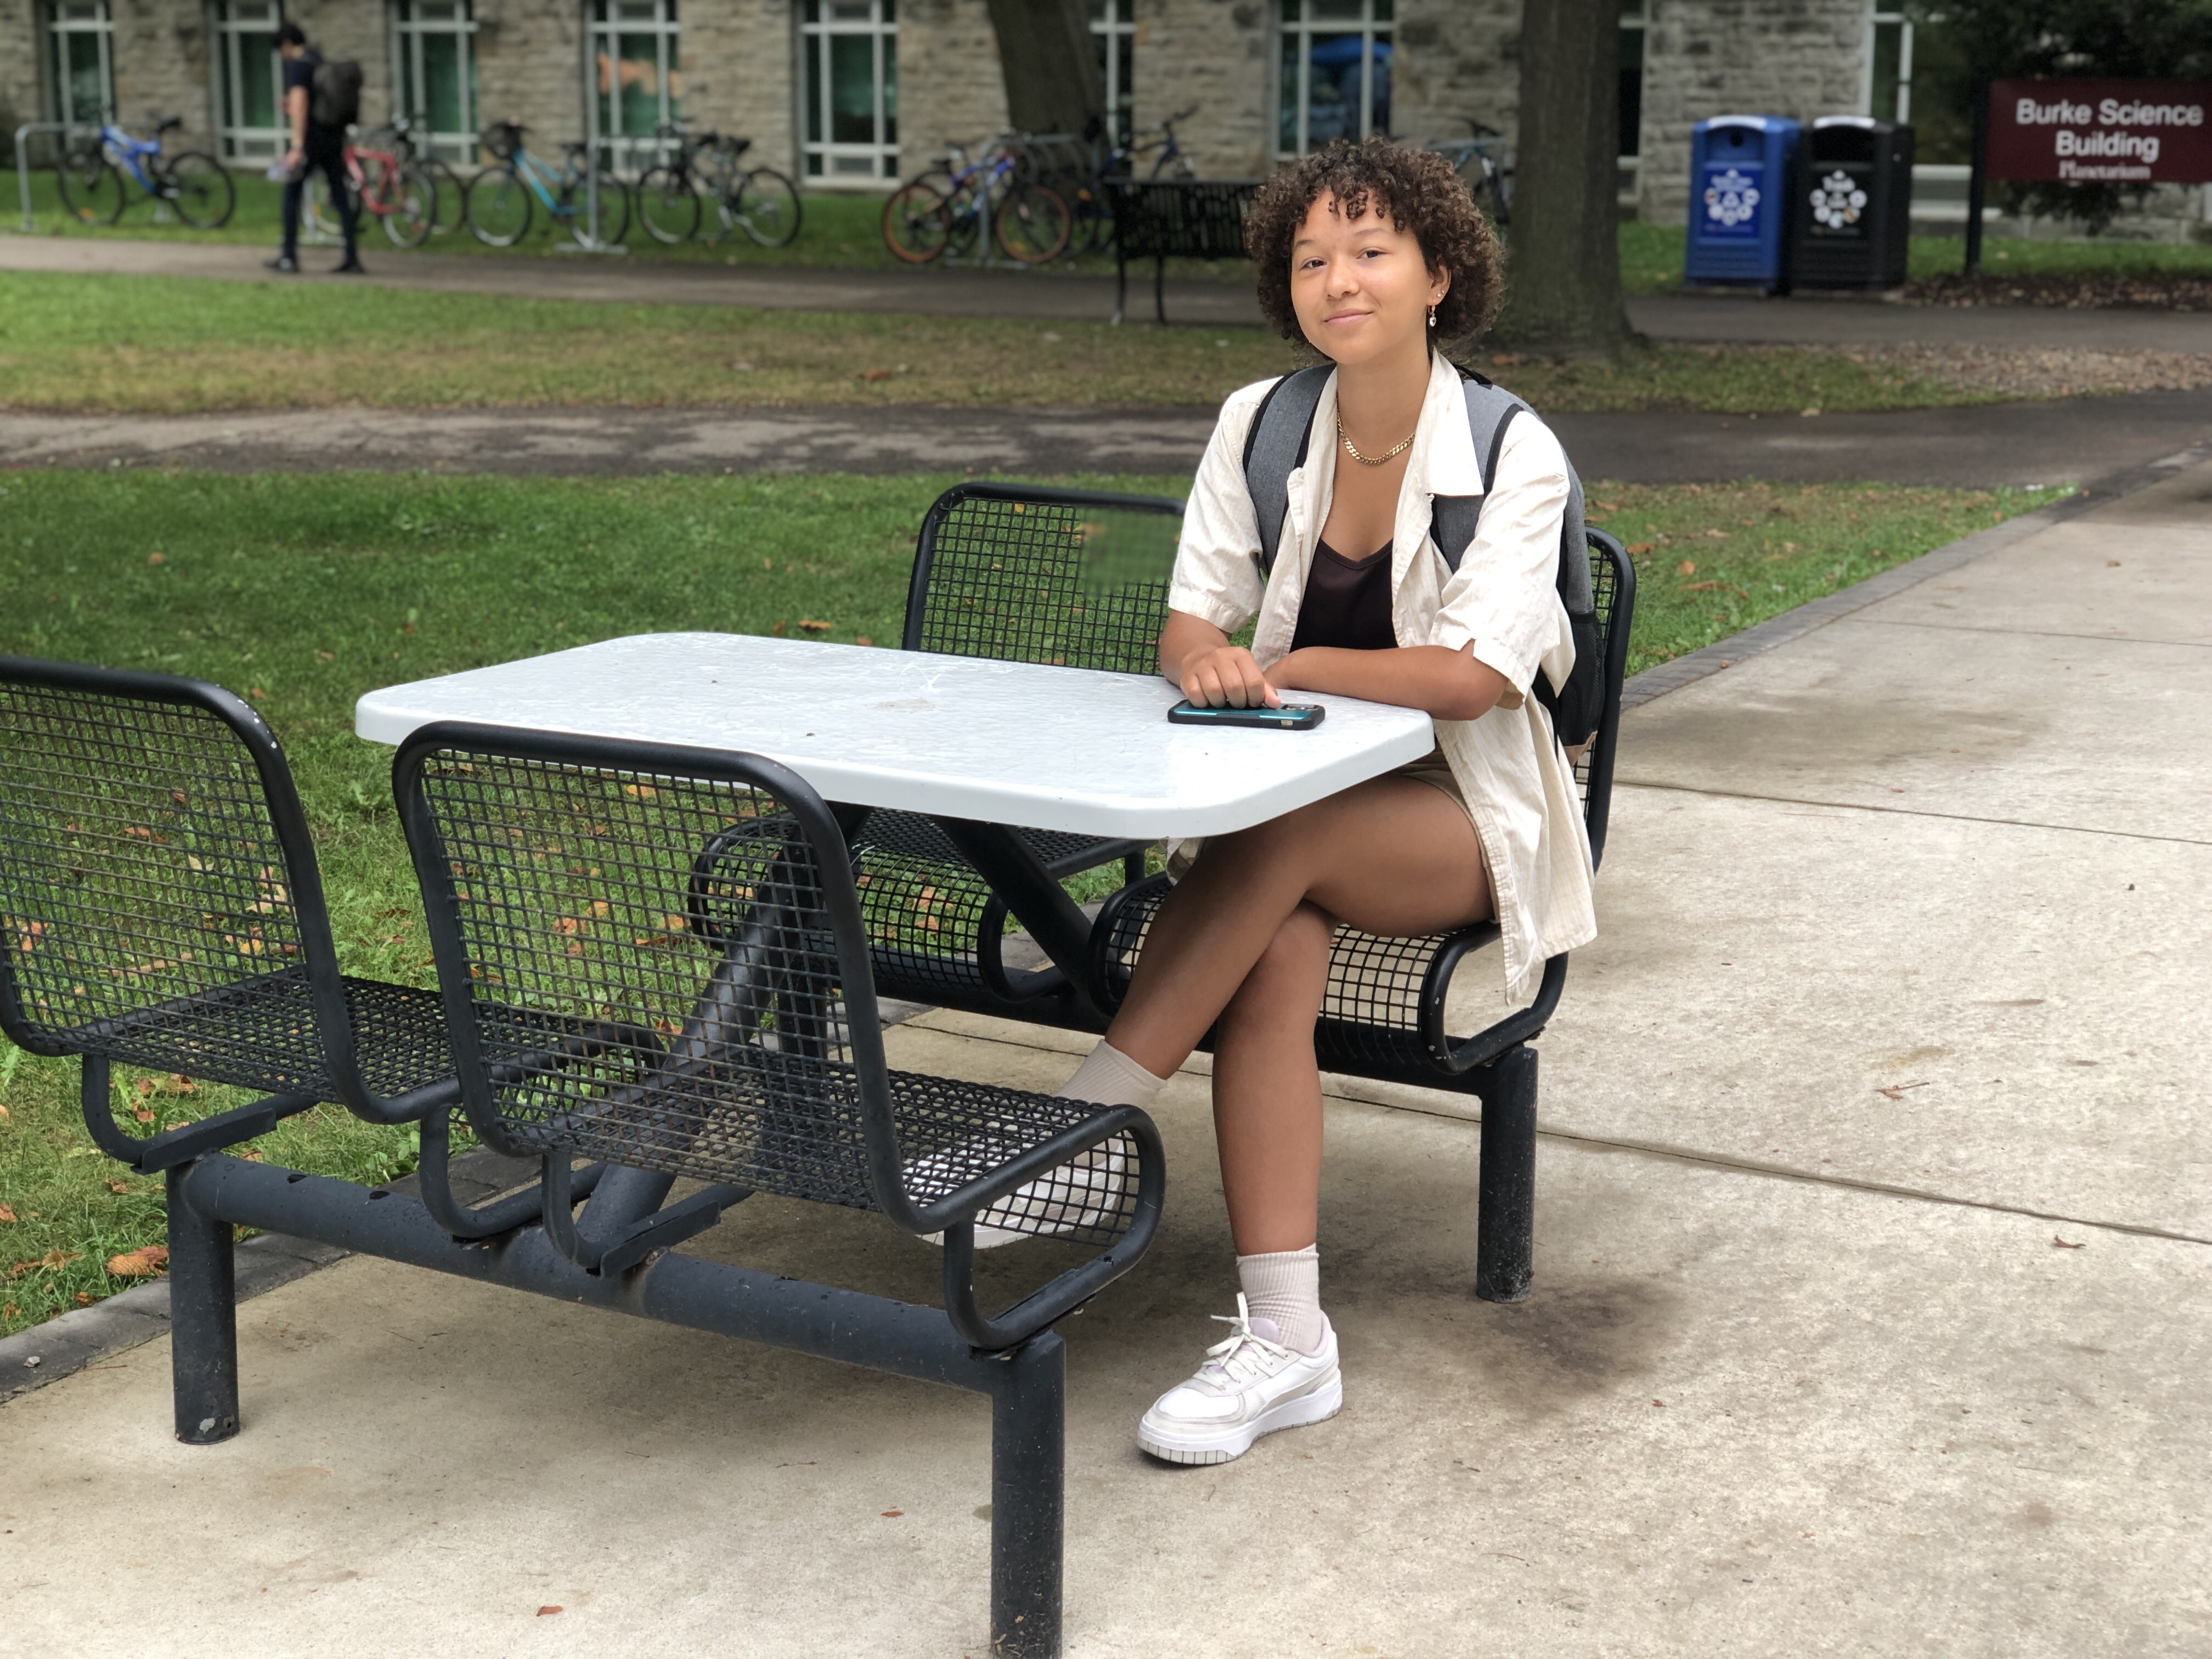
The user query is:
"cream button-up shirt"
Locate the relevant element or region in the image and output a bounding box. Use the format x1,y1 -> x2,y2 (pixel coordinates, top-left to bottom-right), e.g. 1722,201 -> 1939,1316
1165,351 -> 1598,1001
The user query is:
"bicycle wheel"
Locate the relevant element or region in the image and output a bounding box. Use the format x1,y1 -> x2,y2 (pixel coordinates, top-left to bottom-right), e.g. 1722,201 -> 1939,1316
54,148 -> 124,225
732,167 -> 802,247
560,168 -> 629,245
881,181 -> 950,263
304,167 -> 360,240
465,163 -> 533,246
421,159 -> 465,235
996,182 -> 1071,264
636,165 -> 701,244
384,163 -> 436,247
159,152 -> 235,230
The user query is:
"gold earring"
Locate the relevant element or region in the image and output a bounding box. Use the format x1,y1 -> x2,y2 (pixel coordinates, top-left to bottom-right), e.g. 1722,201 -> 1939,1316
1427,304 -> 1437,328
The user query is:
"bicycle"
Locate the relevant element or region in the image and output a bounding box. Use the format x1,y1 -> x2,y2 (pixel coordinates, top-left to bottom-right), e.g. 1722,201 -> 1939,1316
54,114 -> 235,230
303,120 -> 436,249
634,122 -> 802,247
1432,117 -> 1512,228
881,135 -> 1069,266
1067,106 -> 1197,256
462,120 -> 629,247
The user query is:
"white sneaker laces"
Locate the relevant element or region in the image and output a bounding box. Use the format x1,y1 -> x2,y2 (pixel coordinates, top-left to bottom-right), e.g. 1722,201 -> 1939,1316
1197,1293 -> 1296,1386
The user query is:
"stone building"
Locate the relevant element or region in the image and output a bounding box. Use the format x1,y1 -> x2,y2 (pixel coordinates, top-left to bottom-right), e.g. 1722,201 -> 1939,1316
4,1 -> 2191,237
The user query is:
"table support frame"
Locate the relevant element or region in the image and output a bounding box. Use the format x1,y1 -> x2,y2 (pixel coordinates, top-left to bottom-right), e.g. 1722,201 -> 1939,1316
168,1150 -> 1070,1658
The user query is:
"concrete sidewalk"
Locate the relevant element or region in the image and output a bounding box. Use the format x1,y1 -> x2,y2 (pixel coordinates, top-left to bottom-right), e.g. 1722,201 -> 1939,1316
3,467 -> 2208,1655
8,230 -> 2209,350
7,388 -> 2210,487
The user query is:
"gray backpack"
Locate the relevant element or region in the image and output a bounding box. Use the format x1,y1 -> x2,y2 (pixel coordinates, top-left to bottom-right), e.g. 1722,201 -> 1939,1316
311,58 -> 363,130
1240,362 -> 1604,745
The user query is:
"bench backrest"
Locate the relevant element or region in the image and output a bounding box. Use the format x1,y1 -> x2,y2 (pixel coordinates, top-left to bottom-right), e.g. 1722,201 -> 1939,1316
1579,529 -> 1637,872
394,721 -> 918,1212
1104,179 -> 1259,261
902,483 -> 1186,675
0,655 -> 356,1085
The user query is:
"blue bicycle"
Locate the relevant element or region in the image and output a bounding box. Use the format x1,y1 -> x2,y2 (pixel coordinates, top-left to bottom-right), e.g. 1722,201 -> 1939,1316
56,115 -> 236,229
462,120 -> 630,247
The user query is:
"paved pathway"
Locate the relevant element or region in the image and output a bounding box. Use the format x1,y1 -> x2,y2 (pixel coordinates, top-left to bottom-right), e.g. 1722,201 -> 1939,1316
3,458 -> 2207,1656
7,387 -> 2209,487
7,230 -> 2209,348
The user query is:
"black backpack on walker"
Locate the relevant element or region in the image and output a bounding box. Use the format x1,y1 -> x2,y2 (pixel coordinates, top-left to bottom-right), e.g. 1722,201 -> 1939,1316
1240,362 -> 1606,747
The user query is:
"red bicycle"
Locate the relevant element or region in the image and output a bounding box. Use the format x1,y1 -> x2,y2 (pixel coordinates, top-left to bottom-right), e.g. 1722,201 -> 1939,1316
304,119 -> 437,249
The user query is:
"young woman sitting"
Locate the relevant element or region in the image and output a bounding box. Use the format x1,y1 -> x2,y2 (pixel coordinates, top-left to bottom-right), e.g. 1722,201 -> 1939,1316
988,138 -> 1598,1465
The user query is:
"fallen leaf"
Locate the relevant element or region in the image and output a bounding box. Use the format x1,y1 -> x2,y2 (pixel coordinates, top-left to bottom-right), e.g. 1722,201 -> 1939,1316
732,360 -> 755,373
1684,580 -> 1720,592
855,636 -> 873,647
1594,499 -> 1620,513
316,649 -> 335,662
771,620 -> 787,635
1489,352 -> 1523,366
861,368 -> 893,382
537,1606 -> 562,1617
134,1108 -> 156,1124
797,619 -> 832,633
882,1510 -> 904,1517
0,1205 -> 14,1223
2106,559 -> 2121,567
249,687 -> 266,701
106,1181 -> 129,1195
239,1148 -> 263,1163
75,1291 -> 93,1306
10,1250 -> 81,1278
1704,528 -> 1728,540
1801,407 -> 1821,417
1624,542 -> 1654,556
2052,1235 -> 2086,1249
1677,560 -> 1696,577
106,1245 -> 170,1278
146,551 -> 164,566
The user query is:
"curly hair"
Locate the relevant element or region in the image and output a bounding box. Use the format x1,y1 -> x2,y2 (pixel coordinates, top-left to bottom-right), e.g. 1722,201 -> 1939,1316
1246,138 -> 1503,348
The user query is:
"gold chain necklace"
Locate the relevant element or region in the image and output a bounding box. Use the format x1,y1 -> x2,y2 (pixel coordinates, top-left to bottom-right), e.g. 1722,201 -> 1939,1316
1337,416 -> 1417,467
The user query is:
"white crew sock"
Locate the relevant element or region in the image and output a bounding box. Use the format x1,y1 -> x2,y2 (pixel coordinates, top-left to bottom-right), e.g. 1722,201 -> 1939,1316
1054,1040 -> 1170,1111
1237,1245 -> 1325,1355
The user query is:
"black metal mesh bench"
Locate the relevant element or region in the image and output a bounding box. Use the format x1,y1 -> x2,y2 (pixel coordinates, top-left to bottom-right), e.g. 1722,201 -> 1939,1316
1104,177 -> 1260,323
0,657 -> 464,1179
853,482 -> 1184,1022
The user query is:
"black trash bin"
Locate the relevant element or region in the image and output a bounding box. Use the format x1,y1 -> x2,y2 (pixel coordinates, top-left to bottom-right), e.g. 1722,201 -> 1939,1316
1791,116 -> 1914,290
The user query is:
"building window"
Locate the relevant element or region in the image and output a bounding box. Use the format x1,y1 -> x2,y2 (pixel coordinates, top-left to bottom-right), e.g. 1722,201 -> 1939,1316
589,0 -> 682,172
1864,5 -> 1912,123
212,0 -> 284,160
394,0 -> 478,163
801,0 -> 897,184
43,0 -> 114,128
1618,0 -> 1645,204
1090,0 -> 1133,149
1278,0 -> 1391,158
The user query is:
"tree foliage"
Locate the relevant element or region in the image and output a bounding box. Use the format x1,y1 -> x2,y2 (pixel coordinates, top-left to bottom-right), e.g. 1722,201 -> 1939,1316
1911,0 -> 2212,230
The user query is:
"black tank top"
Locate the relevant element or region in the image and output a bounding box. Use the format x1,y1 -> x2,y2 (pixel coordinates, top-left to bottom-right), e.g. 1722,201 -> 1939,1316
1289,538 -> 1396,653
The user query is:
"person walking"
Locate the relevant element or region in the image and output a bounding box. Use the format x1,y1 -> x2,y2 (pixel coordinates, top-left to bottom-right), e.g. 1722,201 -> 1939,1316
266,22 -> 363,275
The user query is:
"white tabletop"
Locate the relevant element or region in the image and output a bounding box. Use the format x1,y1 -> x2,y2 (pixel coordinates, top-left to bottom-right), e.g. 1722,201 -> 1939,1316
355,633 -> 1434,839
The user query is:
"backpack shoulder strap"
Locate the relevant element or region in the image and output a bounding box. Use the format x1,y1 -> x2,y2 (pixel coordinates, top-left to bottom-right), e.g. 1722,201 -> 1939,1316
1430,375 -> 1530,574
1240,365 -> 1331,577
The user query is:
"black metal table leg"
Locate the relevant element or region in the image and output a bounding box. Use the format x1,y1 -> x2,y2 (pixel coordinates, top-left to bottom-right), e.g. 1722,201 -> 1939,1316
932,817 -> 1104,1019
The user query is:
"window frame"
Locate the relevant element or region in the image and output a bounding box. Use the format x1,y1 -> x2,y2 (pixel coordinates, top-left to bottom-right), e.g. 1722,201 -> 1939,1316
392,0 -> 480,165
1618,0 -> 1646,207
43,0 -> 116,131
586,0 -> 683,176
211,0 -> 286,161
799,0 -> 899,188
1090,0 -> 1134,151
1861,4 -> 1914,125
1276,0 -> 1393,161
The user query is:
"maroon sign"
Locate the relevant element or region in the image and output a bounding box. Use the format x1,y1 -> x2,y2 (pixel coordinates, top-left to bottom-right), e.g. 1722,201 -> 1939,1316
1988,79 -> 2212,183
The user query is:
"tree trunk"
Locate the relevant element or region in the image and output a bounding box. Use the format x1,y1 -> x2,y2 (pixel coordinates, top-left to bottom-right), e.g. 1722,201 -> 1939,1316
1494,0 -> 1632,356
984,0 -> 1105,137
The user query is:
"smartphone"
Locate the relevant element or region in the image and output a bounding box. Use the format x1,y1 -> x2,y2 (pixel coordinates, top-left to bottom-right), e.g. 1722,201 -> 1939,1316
1168,699 -> 1325,731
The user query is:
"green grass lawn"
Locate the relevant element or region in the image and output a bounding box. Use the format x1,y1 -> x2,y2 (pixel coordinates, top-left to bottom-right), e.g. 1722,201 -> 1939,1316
0,467 -> 2061,1335
0,269 -> 1979,416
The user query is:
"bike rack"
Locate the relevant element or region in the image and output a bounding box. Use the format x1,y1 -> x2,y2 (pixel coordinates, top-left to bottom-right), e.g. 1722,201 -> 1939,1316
14,122 -> 100,233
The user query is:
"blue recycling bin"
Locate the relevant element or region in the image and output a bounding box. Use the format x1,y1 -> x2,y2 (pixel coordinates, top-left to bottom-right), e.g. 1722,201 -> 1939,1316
1685,115 -> 1801,292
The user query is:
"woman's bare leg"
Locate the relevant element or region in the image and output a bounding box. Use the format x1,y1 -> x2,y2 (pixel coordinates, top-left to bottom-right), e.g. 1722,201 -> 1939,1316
1211,901 -> 1335,1255
1107,775 -> 1492,1079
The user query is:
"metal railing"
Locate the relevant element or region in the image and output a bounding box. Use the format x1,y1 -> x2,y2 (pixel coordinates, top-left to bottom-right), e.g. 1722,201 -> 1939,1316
559,134 -> 627,256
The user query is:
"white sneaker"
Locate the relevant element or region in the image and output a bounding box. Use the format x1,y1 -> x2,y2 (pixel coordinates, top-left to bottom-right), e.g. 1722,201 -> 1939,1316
908,1136 -> 1128,1250
1137,1294 -> 1342,1466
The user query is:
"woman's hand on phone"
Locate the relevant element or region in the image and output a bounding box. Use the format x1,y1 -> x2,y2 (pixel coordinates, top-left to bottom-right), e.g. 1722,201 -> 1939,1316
1180,644 -> 1279,709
